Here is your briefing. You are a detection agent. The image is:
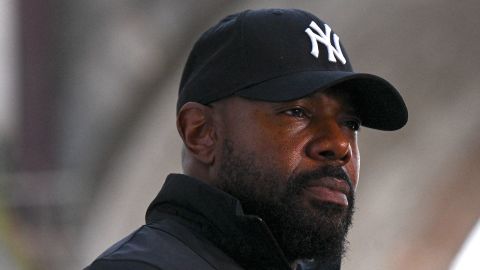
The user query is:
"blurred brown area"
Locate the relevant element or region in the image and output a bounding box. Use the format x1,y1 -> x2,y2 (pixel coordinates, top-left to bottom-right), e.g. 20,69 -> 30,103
1,1 -> 479,269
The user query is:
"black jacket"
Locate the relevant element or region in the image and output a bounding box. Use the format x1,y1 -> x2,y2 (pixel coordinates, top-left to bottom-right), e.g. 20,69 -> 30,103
84,174 -> 340,270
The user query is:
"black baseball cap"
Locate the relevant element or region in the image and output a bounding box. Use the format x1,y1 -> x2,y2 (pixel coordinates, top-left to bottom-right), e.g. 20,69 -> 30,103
178,8 -> 408,131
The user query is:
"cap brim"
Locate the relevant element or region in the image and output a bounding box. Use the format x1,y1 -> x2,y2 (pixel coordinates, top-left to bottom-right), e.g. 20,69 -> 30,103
235,71 -> 408,131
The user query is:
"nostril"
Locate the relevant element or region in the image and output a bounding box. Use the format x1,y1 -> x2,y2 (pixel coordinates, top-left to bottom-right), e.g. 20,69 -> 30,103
319,149 -> 351,163
341,152 -> 350,162
319,150 -> 336,160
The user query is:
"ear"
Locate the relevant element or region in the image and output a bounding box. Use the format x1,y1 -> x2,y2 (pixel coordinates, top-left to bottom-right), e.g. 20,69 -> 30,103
177,102 -> 217,165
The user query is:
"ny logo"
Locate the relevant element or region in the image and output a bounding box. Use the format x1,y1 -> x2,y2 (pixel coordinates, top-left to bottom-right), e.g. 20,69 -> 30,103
305,21 -> 346,64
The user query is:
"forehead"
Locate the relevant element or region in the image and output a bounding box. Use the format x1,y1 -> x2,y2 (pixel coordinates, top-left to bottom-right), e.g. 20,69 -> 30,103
215,87 -> 358,117
253,87 -> 358,114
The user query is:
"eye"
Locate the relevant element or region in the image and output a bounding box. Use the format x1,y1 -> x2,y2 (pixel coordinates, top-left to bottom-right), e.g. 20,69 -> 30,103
344,119 -> 361,131
283,107 -> 309,118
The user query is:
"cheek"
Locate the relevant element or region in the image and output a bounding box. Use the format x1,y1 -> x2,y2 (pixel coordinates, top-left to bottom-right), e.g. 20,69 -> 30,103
260,117 -> 307,170
235,114 -> 306,174
249,129 -> 303,167
271,132 -> 305,174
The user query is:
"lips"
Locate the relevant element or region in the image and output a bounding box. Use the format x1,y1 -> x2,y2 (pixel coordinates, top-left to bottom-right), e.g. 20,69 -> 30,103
303,177 -> 351,207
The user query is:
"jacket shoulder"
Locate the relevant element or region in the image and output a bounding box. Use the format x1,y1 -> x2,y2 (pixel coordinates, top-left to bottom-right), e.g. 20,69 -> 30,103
85,258 -> 160,270
85,219 -> 240,270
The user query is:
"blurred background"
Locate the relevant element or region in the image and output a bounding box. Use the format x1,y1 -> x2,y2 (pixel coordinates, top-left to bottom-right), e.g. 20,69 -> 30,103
1,0 -> 479,269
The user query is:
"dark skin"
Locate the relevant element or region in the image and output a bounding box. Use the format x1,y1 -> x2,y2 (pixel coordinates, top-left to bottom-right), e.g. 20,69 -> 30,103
177,89 -> 360,266
178,90 -> 359,198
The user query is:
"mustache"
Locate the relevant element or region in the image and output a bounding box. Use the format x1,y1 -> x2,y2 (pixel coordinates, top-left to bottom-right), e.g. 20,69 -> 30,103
289,166 -> 353,194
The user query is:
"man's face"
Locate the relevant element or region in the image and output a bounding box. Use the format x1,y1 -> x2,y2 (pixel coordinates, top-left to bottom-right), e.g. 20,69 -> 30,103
211,89 -> 360,263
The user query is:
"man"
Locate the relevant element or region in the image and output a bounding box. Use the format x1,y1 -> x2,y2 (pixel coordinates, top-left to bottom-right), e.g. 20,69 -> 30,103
85,8 -> 407,270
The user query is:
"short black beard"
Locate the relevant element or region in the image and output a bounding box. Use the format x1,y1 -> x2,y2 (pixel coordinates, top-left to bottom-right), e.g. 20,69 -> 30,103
216,140 -> 355,265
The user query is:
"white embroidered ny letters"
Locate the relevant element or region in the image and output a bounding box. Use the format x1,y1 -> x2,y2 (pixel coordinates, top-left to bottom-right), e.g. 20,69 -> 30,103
305,21 -> 346,64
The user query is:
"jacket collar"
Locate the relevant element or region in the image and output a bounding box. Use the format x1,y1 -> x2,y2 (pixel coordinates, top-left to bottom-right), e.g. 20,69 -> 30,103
146,174 -> 340,270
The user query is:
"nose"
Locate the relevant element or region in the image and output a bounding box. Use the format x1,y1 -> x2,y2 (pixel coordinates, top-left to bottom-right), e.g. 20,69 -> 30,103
306,121 -> 351,166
